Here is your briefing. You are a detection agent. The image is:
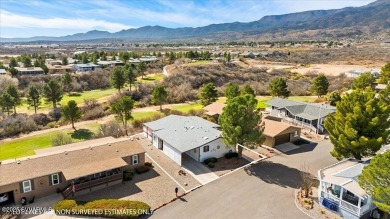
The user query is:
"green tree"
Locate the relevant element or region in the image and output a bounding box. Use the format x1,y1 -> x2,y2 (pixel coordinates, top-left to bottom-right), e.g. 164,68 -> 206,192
151,85 -> 168,111
81,54 -> 88,64
268,77 -> 290,98
5,85 -> 21,114
379,62 -> 390,84
62,72 -> 73,93
124,68 -> 136,90
199,83 -> 218,106
22,57 -> 32,67
136,61 -> 147,79
120,52 -> 130,63
61,100 -> 82,130
359,151 -> 390,219
41,64 -> 49,74
240,84 -> 255,96
311,74 -> 329,97
227,53 -> 231,62
26,85 -> 41,114
327,91 -> 341,106
62,57 -> 68,65
218,94 -> 265,157
324,89 -> 390,160
9,57 -> 18,68
379,84 -> 390,107
225,82 -> 240,101
0,93 -> 14,116
352,72 -> 376,90
43,80 -> 63,110
111,96 -> 134,135
8,67 -> 18,77
111,67 -> 126,92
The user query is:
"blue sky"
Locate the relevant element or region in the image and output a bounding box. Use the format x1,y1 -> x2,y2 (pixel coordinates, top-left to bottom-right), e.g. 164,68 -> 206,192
0,0 -> 375,38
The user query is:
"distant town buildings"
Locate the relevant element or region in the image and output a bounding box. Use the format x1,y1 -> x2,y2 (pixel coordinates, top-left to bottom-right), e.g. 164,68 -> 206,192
15,67 -> 44,75
345,68 -> 381,78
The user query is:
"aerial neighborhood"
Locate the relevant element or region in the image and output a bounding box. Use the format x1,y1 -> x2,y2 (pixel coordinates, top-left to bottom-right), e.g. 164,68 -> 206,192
0,0 -> 390,219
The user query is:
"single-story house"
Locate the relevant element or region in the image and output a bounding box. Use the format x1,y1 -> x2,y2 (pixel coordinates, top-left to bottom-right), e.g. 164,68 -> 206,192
265,98 -> 336,133
143,115 -> 232,165
202,102 -> 225,121
71,63 -> 101,72
0,137 -> 145,205
15,67 -> 44,75
45,59 -> 62,65
318,159 -> 378,219
345,68 -> 381,78
97,60 -> 124,68
139,56 -> 157,62
262,119 -> 301,147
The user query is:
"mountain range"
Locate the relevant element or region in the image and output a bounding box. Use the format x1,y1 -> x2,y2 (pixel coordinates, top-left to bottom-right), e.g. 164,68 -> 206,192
1,0 -> 389,43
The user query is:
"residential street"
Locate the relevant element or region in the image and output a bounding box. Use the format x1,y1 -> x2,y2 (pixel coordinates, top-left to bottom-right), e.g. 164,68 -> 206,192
150,140 -> 338,219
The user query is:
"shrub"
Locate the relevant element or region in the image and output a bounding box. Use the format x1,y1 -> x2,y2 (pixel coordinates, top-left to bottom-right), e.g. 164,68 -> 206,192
48,108 -> 62,121
123,170 -> 133,181
145,162 -> 153,167
208,162 -> 215,168
0,114 -> 38,138
53,199 -> 150,218
224,152 -> 239,159
95,121 -> 125,138
52,132 -> 72,146
203,157 -> 218,165
135,166 -> 150,174
30,113 -> 51,127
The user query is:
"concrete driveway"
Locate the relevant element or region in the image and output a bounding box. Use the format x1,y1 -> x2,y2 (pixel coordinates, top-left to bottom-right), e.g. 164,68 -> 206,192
182,155 -> 219,185
150,140 -> 338,219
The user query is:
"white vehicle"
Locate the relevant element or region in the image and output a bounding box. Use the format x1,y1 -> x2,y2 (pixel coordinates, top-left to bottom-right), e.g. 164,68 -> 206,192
0,193 -> 9,203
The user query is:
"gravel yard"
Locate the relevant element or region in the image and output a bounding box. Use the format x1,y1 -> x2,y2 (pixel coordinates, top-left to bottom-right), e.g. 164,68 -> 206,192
75,156 -> 185,209
205,157 -> 250,176
137,136 -> 202,190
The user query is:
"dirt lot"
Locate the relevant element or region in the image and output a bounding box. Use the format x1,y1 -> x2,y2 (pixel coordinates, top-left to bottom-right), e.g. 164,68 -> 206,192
290,64 -> 372,76
206,157 -> 250,177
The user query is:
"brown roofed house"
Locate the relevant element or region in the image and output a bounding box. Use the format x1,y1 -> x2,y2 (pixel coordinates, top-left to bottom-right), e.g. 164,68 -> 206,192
0,137 -> 145,205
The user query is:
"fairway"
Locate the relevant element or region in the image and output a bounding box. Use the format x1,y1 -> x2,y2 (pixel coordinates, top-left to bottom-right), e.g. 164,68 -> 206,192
138,73 -> 164,83
0,123 -> 100,161
168,102 -> 203,112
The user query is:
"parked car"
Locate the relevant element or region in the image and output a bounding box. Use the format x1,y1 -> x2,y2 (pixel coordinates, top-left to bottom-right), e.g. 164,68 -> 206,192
0,193 -> 8,203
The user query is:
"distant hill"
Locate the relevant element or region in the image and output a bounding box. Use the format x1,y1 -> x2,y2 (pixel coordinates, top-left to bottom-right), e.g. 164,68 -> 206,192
1,0 -> 389,43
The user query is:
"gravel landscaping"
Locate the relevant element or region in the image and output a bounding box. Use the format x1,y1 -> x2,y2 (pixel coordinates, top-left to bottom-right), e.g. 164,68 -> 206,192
75,156 -> 185,209
137,136 -> 202,190
204,157 -> 250,176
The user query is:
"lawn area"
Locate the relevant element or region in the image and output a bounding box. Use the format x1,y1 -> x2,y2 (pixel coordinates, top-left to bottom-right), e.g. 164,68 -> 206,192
168,102 -> 203,112
138,73 -> 164,83
183,60 -> 212,66
132,111 -> 163,120
0,123 -> 100,161
18,87 -> 118,113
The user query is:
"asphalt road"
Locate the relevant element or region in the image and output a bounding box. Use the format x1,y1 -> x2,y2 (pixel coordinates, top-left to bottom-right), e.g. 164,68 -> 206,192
150,140 -> 338,219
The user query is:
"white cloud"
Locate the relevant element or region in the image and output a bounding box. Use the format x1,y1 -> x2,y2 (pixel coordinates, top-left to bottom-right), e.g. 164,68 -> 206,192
0,10 -> 132,32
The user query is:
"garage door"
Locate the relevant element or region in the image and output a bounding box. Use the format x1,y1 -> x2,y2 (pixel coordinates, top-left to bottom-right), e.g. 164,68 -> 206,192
162,142 -> 182,165
0,191 -> 14,206
275,133 -> 290,146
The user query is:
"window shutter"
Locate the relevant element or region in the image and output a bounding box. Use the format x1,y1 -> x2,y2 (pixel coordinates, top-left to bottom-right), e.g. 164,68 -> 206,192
31,180 -> 35,191
130,156 -> 133,165
49,175 -> 53,186
19,182 -> 24,194
59,173 -> 62,184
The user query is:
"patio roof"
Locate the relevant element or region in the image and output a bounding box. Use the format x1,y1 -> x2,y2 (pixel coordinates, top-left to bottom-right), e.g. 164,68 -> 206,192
62,158 -> 128,180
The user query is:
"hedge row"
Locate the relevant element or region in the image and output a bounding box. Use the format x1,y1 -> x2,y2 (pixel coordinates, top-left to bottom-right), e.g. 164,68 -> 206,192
53,199 -> 150,218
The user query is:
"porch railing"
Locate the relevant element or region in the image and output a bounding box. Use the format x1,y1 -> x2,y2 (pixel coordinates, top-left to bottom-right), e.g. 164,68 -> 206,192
62,173 -> 122,198
320,190 -> 367,216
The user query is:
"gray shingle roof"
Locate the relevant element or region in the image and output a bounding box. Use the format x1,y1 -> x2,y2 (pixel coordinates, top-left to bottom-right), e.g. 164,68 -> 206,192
144,115 -> 221,152
266,98 -> 336,120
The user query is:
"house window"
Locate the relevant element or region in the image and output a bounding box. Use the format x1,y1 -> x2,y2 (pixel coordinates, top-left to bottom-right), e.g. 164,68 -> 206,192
23,180 -> 32,193
203,145 -> 210,152
51,173 -> 60,185
293,131 -> 298,137
132,154 -> 139,165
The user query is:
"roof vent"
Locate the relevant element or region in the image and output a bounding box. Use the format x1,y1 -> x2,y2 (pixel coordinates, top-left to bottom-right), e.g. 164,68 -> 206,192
16,160 -> 21,164
108,143 -> 111,146
116,150 -> 119,152
203,136 -> 209,140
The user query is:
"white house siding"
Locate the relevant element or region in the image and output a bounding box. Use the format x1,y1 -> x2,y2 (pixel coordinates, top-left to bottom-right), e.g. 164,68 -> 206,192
147,128 -> 153,140
152,134 -> 159,148
162,141 -> 182,165
185,148 -> 199,161
199,138 -> 232,162
143,126 -> 147,137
